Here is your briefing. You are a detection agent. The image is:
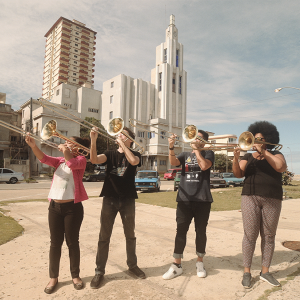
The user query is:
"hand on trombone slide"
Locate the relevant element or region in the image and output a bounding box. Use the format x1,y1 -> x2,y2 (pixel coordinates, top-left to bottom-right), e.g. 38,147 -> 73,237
168,134 -> 177,148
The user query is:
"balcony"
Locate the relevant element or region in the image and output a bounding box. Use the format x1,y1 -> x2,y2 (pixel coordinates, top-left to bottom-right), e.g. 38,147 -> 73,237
81,46 -> 89,52
80,57 -> 89,63
59,62 -> 68,69
59,69 -> 68,75
92,80 -> 94,83
62,26 -> 71,33
79,64 -> 88,69
79,81 -> 84,85
81,35 -> 89,41
82,30 -> 90,35
61,44 -> 70,51
79,75 -> 87,80
58,75 -> 68,81
79,69 -> 88,75
60,56 -> 69,63
62,21 -> 71,27
80,52 -> 89,58
92,69 -> 95,72
92,63 -> 95,67
81,40 -> 89,46
61,32 -> 70,39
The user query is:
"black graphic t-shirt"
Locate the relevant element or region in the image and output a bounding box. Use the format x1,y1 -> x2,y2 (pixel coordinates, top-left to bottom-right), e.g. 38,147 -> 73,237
241,151 -> 283,200
100,149 -> 141,199
176,151 -> 214,202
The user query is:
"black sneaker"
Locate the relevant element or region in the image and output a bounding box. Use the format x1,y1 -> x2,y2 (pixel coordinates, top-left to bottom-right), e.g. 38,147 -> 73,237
242,272 -> 252,288
90,274 -> 104,289
260,272 -> 280,287
129,266 -> 146,279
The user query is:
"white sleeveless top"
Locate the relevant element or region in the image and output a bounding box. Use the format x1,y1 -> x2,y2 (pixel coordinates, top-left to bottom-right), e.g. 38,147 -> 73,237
48,162 -> 75,200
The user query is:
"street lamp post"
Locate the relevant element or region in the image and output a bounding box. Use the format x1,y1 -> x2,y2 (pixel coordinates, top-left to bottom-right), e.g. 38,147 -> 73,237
275,86 -> 300,92
287,147 -> 293,173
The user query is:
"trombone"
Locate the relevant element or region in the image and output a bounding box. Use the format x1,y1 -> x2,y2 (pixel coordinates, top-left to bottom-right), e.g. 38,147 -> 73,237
0,120 -> 59,149
129,118 -> 209,145
37,98 -> 144,153
41,120 -> 90,156
238,131 -> 283,151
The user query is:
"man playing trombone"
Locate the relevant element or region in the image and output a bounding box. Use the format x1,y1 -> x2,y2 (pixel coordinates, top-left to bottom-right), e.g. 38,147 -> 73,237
163,130 -> 214,280
89,126 -> 146,289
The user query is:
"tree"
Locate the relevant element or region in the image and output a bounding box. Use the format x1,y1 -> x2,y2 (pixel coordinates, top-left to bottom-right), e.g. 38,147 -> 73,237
80,117 -> 117,154
214,153 -> 232,173
282,169 -> 294,185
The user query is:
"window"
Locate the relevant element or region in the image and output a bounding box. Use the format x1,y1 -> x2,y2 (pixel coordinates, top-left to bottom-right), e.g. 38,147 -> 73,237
172,73 -> 176,93
159,72 -> 162,91
11,136 -> 17,142
74,67 -> 77,70
64,103 -> 72,108
88,108 -> 99,113
73,79 -> 76,82
75,49 -> 78,53
160,131 -> 166,139
65,88 -> 70,97
179,76 -> 182,94
76,26 -> 80,29
109,111 -> 113,119
75,43 -> 78,46
3,169 -> 13,173
138,131 -> 145,138
75,38 -> 79,41
76,32 -> 79,35
56,89 -> 59,96
163,48 -> 167,63
74,55 -> 77,58
110,95 -> 113,104
160,160 -> 166,166
148,132 -> 155,139
176,49 -> 179,67
229,138 -> 236,143
74,61 -> 77,64
73,73 -> 76,75
111,81 -> 114,88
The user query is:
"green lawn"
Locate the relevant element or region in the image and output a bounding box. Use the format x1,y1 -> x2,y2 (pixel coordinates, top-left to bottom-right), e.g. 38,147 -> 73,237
0,181 -> 299,246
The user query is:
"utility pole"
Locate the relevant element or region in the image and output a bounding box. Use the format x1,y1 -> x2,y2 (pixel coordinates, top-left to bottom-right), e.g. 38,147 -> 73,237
29,97 -> 33,178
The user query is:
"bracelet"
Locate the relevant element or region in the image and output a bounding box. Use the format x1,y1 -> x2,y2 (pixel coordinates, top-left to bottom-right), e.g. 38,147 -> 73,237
169,154 -> 176,156
169,147 -> 174,150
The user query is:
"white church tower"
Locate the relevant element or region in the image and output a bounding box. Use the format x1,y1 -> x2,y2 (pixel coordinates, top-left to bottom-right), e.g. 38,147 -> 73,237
101,15 -> 187,172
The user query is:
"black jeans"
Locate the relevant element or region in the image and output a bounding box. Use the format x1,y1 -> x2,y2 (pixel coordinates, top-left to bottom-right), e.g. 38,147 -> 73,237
95,196 -> 137,275
48,200 -> 83,278
174,201 -> 211,258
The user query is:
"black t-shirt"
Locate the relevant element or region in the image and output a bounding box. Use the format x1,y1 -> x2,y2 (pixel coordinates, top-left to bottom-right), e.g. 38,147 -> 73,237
241,151 -> 283,200
100,149 -> 141,199
176,151 -> 214,202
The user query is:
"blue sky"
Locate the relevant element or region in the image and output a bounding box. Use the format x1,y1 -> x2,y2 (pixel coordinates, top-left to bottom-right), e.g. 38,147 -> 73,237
1,0 -> 300,174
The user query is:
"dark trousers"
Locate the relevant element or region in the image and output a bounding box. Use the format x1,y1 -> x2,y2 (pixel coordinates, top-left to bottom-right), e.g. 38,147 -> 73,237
174,201 -> 211,258
95,196 -> 137,275
48,200 -> 83,278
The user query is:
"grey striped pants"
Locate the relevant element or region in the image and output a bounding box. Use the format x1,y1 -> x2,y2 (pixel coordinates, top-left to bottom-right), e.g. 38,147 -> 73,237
241,195 -> 282,268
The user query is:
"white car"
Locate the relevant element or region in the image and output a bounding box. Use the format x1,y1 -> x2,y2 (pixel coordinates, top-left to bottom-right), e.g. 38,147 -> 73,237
0,168 -> 24,184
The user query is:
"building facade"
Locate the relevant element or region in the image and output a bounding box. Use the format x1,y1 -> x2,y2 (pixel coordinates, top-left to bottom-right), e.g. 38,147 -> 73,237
42,17 -> 96,100
101,15 -> 187,172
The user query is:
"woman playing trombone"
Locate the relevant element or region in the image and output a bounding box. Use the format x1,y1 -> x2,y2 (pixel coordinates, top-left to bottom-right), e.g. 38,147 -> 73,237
25,134 -> 90,294
232,121 -> 287,288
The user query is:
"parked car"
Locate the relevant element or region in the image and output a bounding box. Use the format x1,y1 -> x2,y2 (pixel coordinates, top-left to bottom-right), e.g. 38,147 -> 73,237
0,168 -> 24,184
135,170 -> 161,192
174,171 -> 181,191
85,170 -> 106,182
164,168 -> 181,180
210,172 -> 226,188
221,172 -> 244,187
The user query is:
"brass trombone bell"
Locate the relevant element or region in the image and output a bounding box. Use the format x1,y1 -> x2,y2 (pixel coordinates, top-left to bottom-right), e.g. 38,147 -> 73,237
107,117 -> 144,154
41,120 -> 90,156
238,131 -> 282,151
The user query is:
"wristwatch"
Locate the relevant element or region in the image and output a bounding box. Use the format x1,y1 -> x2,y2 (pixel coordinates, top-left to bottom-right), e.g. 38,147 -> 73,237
169,146 -> 174,150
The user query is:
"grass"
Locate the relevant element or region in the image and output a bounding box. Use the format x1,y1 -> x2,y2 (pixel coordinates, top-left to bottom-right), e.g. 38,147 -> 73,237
1,181 -> 299,246
0,213 -> 23,245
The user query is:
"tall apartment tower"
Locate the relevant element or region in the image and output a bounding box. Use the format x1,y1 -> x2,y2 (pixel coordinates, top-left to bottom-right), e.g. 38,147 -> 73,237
42,17 -> 97,100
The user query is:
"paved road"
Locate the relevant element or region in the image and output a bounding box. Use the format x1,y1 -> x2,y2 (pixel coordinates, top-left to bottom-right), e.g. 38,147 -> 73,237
0,180 -> 176,202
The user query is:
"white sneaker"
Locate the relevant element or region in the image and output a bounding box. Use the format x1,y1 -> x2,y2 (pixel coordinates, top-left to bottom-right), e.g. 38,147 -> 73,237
162,263 -> 183,280
196,261 -> 207,278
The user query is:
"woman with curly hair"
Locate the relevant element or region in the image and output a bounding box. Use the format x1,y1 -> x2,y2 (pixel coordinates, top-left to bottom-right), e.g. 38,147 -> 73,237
233,121 -> 287,288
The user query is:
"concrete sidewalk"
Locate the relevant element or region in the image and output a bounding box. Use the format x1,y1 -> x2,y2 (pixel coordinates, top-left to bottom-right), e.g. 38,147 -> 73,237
0,198 -> 299,300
